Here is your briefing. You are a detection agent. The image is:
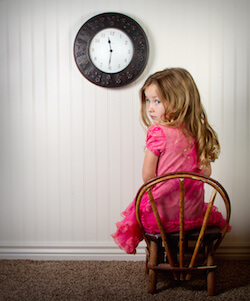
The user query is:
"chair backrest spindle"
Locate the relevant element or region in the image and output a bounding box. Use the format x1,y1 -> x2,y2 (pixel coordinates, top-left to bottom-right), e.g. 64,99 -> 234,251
179,178 -> 185,278
147,189 -> 175,267
185,188 -> 218,280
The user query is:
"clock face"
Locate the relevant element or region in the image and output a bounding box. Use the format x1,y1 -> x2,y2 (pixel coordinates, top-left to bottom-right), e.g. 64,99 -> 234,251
73,12 -> 149,88
89,28 -> 134,74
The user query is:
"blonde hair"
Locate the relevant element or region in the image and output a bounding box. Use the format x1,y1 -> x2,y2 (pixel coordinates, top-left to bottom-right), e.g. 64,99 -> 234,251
140,68 -> 220,168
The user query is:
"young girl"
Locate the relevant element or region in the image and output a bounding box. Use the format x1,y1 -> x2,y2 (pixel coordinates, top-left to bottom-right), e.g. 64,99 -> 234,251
111,68 -> 231,255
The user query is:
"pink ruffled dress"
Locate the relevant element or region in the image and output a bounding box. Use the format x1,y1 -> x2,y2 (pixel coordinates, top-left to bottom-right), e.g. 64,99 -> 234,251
111,125 -> 231,254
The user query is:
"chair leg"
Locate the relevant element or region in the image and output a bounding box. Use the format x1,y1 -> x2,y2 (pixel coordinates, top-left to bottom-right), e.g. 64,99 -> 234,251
148,240 -> 158,294
145,247 -> 149,274
168,238 -> 179,280
207,242 -> 216,296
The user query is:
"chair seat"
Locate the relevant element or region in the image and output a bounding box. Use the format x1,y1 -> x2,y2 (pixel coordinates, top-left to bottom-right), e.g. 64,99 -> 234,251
145,226 -> 222,243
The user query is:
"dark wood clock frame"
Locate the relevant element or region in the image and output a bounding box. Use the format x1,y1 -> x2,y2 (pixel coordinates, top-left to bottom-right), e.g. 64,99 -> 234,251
73,12 -> 149,88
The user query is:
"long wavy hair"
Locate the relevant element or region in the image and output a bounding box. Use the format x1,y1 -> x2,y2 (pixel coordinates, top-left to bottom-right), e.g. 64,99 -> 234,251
140,68 -> 220,168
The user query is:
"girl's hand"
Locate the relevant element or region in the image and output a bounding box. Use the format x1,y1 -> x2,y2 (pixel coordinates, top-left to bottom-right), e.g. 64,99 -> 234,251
203,163 -> 211,177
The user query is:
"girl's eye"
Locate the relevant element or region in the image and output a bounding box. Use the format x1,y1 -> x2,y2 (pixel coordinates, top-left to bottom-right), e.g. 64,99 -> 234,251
156,100 -> 161,104
146,99 -> 150,103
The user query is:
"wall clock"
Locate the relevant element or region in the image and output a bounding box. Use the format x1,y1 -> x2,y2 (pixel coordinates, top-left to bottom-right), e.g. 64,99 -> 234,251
73,12 -> 149,88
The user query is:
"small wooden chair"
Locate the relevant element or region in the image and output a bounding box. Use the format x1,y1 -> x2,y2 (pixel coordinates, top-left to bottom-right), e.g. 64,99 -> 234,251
135,172 -> 231,295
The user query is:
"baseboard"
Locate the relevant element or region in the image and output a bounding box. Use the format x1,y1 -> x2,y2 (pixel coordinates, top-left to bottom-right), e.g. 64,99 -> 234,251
215,243 -> 250,260
0,242 -> 249,261
0,242 -> 147,261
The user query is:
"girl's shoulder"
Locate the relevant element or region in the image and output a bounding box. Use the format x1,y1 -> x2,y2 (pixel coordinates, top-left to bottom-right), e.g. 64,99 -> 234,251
146,125 -> 167,156
147,124 -> 181,136
147,124 -> 167,140
147,123 -> 165,132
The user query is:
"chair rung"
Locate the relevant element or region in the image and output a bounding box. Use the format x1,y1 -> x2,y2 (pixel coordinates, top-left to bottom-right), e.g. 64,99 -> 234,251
147,263 -> 217,272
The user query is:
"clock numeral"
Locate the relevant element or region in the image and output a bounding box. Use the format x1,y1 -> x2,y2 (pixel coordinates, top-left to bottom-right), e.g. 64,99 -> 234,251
110,31 -> 115,36
95,38 -> 100,43
125,40 -> 128,45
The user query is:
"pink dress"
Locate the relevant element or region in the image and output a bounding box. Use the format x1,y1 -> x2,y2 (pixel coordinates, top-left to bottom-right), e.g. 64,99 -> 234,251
111,125 -> 230,254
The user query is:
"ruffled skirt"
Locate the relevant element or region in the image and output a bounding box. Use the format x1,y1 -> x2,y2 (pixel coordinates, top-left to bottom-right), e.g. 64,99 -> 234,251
111,201 -> 231,255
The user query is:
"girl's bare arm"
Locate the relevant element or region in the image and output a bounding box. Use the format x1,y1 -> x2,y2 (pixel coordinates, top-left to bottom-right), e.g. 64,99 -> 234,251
142,149 -> 159,183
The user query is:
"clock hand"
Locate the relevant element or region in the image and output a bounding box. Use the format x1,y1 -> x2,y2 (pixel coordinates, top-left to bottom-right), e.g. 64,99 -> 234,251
108,37 -> 112,48
108,37 -> 113,65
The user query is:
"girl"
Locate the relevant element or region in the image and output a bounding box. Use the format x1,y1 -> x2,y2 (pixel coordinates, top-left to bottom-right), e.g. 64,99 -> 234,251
111,68 -> 230,255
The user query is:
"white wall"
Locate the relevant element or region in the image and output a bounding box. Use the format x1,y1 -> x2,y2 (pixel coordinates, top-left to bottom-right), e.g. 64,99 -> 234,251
0,0 -> 249,260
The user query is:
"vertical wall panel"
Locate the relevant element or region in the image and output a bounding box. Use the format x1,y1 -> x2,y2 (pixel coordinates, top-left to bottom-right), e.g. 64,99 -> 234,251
57,0 -> 73,242
108,89 -> 122,234
8,0 -> 23,241
0,0 -> 11,241
96,88 -> 109,241
0,0 -> 249,256
221,0 -> 237,211
233,1 -> 249,238
33,0 -> 48,242
44,0 -> 60,241
209,0 -> 224,179
82,83 -> 98,241
120,89 -> 136,212
20,0 -> 36,241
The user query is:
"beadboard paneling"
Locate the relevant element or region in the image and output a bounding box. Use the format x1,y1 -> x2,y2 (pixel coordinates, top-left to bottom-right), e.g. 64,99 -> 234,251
0,0 -> 249,259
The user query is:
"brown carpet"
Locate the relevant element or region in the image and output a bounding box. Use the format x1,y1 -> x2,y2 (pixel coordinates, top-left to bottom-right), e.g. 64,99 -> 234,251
0,259 -> 249,300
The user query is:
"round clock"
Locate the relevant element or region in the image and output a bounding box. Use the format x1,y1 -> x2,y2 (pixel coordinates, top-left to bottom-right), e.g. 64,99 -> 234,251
73,12 -> 149,88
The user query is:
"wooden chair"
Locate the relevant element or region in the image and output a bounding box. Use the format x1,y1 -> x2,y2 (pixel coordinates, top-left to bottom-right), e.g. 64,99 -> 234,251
135,172 -> 231,295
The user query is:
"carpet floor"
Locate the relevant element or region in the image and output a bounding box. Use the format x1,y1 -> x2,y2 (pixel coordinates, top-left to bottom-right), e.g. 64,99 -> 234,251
0,259 -> 249,300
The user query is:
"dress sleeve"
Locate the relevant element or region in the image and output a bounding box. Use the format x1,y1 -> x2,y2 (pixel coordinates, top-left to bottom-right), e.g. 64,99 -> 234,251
146,125 -> 166,156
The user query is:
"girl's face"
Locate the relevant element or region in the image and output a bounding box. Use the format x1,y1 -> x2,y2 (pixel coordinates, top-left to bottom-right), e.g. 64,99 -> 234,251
144,83 -> 166,124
